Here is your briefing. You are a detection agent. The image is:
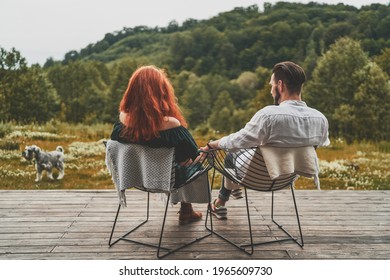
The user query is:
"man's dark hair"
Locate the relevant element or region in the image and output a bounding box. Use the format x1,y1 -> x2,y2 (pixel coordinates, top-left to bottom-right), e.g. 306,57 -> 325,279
272,61 -> 306,94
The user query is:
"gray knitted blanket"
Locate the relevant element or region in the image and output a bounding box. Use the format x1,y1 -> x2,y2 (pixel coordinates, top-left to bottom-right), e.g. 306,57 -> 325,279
105,140 -> 210,206
105,140 -> 175,206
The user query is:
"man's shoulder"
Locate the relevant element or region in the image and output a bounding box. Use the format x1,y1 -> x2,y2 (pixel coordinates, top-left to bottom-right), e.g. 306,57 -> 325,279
259,105 -> 279,114
259,103 -> 327,120
304,105 -> 328,119
258,104 -> 293,116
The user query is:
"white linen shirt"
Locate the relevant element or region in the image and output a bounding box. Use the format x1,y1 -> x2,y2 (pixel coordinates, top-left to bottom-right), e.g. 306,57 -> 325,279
219,100 -> 330,152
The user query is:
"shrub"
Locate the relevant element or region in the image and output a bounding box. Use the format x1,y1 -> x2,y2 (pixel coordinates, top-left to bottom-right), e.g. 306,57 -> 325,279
0,122 -> 13,138
0,139 -> 20,150
377,141 -> 390,153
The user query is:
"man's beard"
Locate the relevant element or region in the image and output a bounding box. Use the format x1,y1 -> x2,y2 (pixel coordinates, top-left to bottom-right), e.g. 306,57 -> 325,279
274,87 -> 281,105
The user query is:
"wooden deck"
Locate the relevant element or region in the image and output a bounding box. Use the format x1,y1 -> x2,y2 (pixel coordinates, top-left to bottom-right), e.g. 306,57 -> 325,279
0,189 -> 389,260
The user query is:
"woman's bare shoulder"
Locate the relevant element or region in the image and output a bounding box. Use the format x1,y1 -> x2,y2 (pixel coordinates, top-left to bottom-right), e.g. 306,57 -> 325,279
160,116 -> 181,130
119,111 -> 127,123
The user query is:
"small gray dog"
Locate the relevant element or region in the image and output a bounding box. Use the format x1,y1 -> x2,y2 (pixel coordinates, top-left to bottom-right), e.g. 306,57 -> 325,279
22,145 -> 65,182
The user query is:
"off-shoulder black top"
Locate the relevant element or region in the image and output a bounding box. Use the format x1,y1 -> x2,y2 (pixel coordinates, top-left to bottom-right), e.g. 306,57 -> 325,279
110,121 -> 199,163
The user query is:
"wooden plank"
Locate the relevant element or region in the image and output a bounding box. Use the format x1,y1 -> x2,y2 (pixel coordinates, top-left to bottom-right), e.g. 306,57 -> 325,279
0,190 -> 389,260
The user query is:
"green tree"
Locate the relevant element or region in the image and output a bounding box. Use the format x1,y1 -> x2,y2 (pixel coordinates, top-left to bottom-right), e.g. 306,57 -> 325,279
254,66 -> 271,89
218,42 -> 236,73
302,40 -> 319,79
307,38 -> 390,141
208,91 -> 235,133
332,104 -> 356,143
171,70 -> 199,100
47,60 -> 110,123
235,71 -> 258,92
169,32 -> 194,71
323,22 -> 354,47
198,74 -> 232,101
305,37 -> 369,139
374,47 -> 390,76
181,81 -> 211,128
0,47 -> 27,120
227,71 -> 259,108
190,26 -> 225,75
0,47 -> 27,71
0,48 -> 59,123
106,59 -> 139,122
242,83 -> 273,128
63,50 -> 80,64
353,62 -> 390,141
230,108 -> 253,132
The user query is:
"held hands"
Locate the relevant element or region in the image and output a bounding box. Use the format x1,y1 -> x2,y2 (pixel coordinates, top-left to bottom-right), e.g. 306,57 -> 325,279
200,139 -> 220,151
196,140 -> 220,161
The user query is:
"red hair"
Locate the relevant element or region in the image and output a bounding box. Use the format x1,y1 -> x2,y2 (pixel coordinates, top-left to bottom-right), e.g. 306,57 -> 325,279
119,65 -> 187,141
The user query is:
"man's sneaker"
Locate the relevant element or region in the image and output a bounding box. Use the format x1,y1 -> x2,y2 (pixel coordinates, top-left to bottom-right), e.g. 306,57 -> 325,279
210,200 -> 227,220
231,188 -> 243,199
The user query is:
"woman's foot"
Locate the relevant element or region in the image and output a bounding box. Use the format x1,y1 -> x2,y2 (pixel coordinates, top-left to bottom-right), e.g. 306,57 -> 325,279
179,202 -> 202,225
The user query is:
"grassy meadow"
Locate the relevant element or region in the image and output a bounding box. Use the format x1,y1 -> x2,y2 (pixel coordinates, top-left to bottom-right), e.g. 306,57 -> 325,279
0,121 -> 389,191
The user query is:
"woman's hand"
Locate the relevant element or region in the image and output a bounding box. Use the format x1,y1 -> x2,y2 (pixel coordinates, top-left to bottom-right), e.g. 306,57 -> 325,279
179,158 -> 193,167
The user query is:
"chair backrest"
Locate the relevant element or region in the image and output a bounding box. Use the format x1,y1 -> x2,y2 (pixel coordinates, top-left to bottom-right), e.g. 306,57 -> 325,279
211,147 -> 298,192
105,140 -> 176,193
239,148 -> 297,191
106,140 -> 212,192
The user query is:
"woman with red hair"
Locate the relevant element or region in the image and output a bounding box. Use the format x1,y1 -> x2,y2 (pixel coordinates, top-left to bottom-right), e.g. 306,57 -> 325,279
111,65 -> 202,225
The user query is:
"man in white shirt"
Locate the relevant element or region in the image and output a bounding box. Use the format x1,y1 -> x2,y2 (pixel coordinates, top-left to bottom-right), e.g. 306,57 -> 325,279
203,61 -> 330,219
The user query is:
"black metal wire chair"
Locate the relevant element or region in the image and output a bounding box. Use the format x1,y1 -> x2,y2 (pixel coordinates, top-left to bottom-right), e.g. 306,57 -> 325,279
206,147 -> 305,255
105,140 -> 213,259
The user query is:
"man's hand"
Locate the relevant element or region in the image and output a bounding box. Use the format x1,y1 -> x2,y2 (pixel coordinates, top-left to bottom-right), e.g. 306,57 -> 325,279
200,140 -> 220,151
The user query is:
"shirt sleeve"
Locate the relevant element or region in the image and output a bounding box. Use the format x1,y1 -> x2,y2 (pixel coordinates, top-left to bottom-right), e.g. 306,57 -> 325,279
219,110 -> 269,152
320,116 -> 331,147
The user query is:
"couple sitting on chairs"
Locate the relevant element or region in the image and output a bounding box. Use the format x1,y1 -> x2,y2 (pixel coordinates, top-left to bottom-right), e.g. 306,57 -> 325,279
110,61 -> 329,224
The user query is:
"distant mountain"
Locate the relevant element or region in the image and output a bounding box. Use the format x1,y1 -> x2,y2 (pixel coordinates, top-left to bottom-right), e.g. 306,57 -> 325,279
57,2 -> 389,77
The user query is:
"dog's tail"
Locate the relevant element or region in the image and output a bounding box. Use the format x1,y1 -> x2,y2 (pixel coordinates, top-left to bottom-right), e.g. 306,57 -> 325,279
56,146 -> 64,153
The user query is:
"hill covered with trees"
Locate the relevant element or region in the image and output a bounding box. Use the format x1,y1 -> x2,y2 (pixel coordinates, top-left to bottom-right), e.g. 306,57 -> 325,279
1,2 -> 390,142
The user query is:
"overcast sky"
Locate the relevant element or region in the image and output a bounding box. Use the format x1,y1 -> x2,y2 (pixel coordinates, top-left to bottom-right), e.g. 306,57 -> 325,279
1,0 -> 389,65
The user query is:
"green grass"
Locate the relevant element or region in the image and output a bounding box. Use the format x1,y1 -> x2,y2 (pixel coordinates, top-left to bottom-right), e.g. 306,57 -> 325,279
0,122 -> 112,190
0,122 -> 388,190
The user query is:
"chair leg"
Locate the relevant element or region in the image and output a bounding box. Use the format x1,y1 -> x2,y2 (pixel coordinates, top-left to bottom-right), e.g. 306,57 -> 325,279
109,188 -> 212,259
108,204 -> 122,247
271,186 -> 304,247
109,192 -> 160,248
205,168 -> 215,233
291,186 -> 304,247
157,186 -> 213,258
243,187 -> 254,254
242,186 -> 304,248
205,174 -> 253,255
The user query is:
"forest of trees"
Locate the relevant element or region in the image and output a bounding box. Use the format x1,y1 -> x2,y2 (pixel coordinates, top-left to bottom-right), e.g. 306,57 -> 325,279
1,2 -> 390,142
